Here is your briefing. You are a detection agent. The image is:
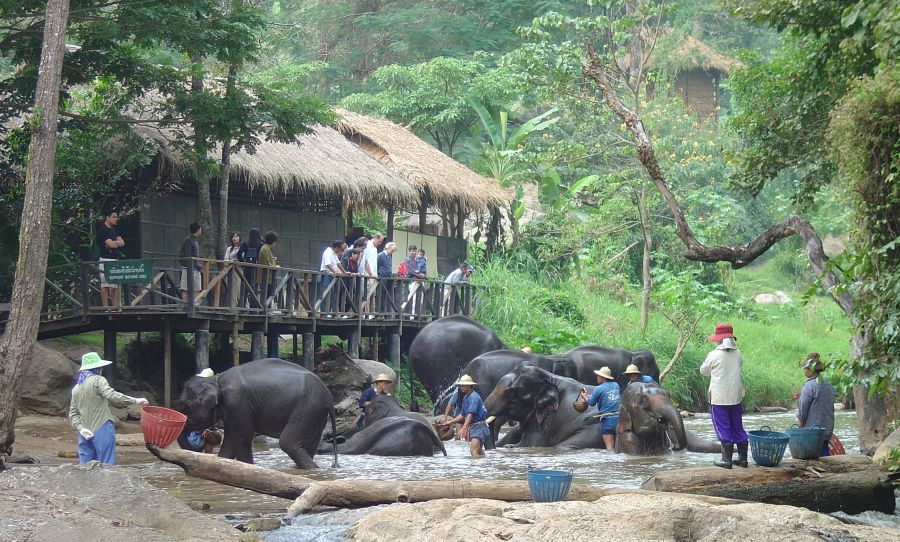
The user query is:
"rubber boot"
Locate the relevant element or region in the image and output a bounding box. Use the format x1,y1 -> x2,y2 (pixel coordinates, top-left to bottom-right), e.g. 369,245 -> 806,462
714,443 -> 734,469
735,441 -> 749,468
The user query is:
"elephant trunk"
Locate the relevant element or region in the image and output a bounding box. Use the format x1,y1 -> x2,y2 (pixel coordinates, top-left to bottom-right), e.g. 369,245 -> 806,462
660,404 -> 687,451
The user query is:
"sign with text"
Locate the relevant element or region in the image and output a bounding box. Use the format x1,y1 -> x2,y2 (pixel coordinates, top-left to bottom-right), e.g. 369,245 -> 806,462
102,259 -> 152,284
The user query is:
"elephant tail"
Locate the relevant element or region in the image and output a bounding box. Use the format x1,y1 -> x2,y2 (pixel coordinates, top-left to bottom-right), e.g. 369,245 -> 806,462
328,404 -> 339,468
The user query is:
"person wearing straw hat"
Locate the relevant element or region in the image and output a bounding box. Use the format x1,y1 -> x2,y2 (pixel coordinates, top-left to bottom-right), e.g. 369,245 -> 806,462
579,366 -> 620,450
69,352 -> 148,464
623,364 -> 658,387
796,353 -> 836,457
441,375 -> 490,458
700,323 -> 749,469
357,374 -> 394,429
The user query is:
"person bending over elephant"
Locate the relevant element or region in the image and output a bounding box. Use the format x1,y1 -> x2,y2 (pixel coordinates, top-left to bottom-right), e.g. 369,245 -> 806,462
178,359 -> 338,470
579,367 -> 620,451
440,375 -> 490,458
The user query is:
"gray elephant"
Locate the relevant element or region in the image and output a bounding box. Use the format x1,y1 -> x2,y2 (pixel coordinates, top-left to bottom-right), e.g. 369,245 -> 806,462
562,346 -> 659,390
317,416 -> 447,457
617,381 -> 720,455
177,358 -> 337,469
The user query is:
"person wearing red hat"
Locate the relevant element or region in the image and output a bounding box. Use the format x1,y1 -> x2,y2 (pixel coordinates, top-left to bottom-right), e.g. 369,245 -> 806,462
699,323 -> 748,469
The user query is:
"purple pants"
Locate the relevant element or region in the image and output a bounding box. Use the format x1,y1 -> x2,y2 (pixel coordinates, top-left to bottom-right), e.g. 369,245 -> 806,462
710,403 -> 748,445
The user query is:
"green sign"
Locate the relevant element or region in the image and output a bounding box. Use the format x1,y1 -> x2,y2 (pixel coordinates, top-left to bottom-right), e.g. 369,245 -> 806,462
103,259 -> 152,284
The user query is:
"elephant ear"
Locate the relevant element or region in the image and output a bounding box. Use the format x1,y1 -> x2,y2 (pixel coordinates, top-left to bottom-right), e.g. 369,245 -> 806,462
534,378 -> 560,425
618,393 -> 634,432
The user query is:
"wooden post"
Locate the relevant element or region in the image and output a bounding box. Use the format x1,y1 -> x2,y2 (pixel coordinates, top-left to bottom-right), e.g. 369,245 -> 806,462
103,328 -> 117,387
386,203 -> 394,242
251,331 -> 264,360
164,320 -> 172,408
418,200 -> 427,233
346,205 -> 354,230
195,321 -> 210,371
292,331 -> 298,363
231,321 -> 240,366
456,201 -> 466,239
302,333 -> 315,371
348,332 -> 359,359
389,333 -> 400,367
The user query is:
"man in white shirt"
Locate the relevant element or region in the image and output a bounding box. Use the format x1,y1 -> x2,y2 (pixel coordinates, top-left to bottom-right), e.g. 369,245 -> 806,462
319,240 -> 345,314
699,323 -> 748,469
442,263 -> 472,315
361,233 -> 383,313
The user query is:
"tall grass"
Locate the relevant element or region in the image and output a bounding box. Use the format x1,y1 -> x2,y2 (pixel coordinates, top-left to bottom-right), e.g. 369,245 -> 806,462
473,259 -> 851,411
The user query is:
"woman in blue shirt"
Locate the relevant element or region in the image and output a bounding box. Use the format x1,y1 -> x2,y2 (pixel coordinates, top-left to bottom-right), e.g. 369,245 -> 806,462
441,374 -> 489,458
579,366 -> 620,450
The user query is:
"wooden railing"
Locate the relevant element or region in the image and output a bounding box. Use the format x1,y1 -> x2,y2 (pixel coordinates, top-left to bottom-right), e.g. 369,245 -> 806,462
0,258 -> 479,328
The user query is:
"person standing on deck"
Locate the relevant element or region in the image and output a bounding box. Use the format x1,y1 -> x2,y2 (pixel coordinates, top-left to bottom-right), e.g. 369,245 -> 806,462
96,210 -> 125,307
700,323 -> 749,469
796,353 -> 836,457
237,228 -> 262,307
224,232 -> 241,308
377,242 -> 397,314
178,223 -> 203,303
320,240 -> 346,315
361,233 -> 384,314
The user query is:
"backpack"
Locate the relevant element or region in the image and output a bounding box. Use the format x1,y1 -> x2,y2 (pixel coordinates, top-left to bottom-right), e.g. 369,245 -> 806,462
397,262 -> 408,278
243,245 -> 259,263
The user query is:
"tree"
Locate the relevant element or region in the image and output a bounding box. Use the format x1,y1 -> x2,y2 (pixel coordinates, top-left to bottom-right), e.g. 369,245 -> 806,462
0,0 -> 70,466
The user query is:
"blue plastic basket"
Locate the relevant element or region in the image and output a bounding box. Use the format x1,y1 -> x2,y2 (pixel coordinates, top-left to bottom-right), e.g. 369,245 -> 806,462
786,424 -> 826,459
748,425 -> 790,467
526,468 -> 573,502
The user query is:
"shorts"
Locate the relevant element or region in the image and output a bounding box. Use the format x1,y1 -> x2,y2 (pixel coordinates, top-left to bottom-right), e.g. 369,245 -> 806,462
366,277 -> 378,299
99,258 -> 117,288
467,422 -> 491,443
600,415 -> 618,435
180,267 -> 201,292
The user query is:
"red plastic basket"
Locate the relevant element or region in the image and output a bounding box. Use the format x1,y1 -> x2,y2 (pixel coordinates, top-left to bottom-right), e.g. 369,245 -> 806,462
140,406 -> 187,447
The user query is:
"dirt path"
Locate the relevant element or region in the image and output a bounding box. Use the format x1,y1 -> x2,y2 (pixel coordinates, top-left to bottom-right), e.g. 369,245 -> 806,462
12,414 -> 158,465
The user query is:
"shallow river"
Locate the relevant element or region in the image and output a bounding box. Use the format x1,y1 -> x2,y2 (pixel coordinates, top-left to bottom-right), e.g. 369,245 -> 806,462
137,411 -> 897,541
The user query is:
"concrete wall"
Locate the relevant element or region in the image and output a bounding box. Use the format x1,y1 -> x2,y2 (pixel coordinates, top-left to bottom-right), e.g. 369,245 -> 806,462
139,194 -> 344,268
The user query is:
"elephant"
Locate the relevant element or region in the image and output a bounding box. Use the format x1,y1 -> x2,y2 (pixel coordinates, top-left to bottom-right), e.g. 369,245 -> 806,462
177,358 -> 337,470
317,416 -> 447,457
617,381 -> 720,455
562,346 -> 659,390
409,315 -> 505,402
432,349 -> 577,416
364,394 -> 436,433
484,364 -> 604,449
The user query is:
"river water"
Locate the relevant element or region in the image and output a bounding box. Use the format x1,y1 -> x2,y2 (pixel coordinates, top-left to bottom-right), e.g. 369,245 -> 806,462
136,411 -> 897,541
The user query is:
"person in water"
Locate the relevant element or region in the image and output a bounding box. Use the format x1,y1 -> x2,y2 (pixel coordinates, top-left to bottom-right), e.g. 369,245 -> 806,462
580,366 -> 620,451
623,364 -> 658,387
441,375 -> 490,458
700,323 -> 748,469
357,374 -> 394,429
796,353 -> 836,457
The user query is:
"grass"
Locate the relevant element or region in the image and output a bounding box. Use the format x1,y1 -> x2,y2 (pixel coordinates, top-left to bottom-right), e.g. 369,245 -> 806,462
473,258 -> 852,411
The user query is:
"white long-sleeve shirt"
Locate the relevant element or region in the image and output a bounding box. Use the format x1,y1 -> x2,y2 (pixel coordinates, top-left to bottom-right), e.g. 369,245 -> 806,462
699,344 -> 745,405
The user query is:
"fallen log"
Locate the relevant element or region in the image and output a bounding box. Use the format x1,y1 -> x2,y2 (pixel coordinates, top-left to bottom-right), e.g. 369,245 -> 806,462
642,454 -> 894,515
147,444 -> 742,516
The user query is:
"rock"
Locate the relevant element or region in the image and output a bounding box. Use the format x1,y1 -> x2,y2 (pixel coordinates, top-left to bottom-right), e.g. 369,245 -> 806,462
754,291 -> 793,305
834,402 -> 846,411
679,411 -> 693,418
756,406 -> 789,413
239,517 -> 282,532
187,501 -> 211,512
110,405 -> 129,421
872,425 -> 900,468
353,358 -> 397,386
115,433 -> 149,447
131,390 -> 158,405
0,462 -> 242,541
19,343 -> 79,416
348,495 -> 899,542
316,345 -> 370,436
57,450 -> 78,458
126,403 -> 143,420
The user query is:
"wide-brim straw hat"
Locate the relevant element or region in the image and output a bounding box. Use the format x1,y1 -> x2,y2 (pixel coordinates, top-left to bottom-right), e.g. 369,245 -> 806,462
196,368 -> 215,378
593,366 -> 614,380
79,352 -> 112,372
455,374 -> 477,386
802,353 -> 824,371
708,323 -> 736,342
623,364 -> 641,375
373,373 -> 393,383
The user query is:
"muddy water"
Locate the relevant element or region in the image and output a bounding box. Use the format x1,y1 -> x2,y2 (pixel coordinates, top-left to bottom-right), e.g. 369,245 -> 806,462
138,411 -> 896,541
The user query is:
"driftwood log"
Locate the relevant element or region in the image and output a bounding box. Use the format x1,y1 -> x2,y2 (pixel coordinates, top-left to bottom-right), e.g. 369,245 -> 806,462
146,445 -> 741,516
642,454 -> 895,515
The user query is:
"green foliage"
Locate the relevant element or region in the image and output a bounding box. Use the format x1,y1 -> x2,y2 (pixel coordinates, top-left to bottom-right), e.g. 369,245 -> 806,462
384,357 -> 432,411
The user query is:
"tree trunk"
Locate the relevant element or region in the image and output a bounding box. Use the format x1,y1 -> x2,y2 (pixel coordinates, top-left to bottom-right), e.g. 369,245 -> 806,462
190,53 -> 215,258
642,455 -> 894,515
485,207 -> 501,258
216,63 -> 238,261
0,0 -> 71,465
637,186 -> 651,333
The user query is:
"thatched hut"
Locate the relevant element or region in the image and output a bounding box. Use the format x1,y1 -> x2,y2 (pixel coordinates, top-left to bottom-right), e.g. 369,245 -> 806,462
129,124 -> 417,266
667,36 -> 741,123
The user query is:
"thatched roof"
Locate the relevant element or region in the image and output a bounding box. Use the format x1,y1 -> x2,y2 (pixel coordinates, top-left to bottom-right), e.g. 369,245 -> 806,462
334,109 -> 511,212
667,35 -> 742,75
135,123 -> 418,206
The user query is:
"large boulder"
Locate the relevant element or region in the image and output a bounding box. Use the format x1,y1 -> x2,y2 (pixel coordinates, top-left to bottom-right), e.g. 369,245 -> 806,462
353,358 -> 397,387
0,462 -> 242,541
348,495 -> 898,542
19,343 -> 78,416
754,290 -> 793,304
872,424 -> 900,467
315,345 -> 370,436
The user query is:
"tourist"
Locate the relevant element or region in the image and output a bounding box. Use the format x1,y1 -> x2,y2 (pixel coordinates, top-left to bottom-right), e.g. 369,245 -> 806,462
377,242 -> 397,313
361,233 -> 384,314
441,375 -> 490,458
623,364 -> 658,387
341,249 -> 361,316
796,353 -> 836,457
96,209 -> 125,307
257,231 -> 279,355
224,232 -> 241,308
237,228 -> 263,307
404,248 -> 428,318
357,374 -> 394,429
69,352 -> 148,464
178,223 -> 202,303
579,366 -> 620,451
442,262 -> 472,316
398,245 -> 417,314
699,323 -> 749,469
320,240 -> 346,314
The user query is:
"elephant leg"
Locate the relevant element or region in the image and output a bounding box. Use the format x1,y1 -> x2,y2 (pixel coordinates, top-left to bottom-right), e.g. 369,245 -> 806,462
278,411 -> 323,470
497,425 -> 524,447
218,432 -> 254,463
557,429 -> 604,450
615,430 -> 642,454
